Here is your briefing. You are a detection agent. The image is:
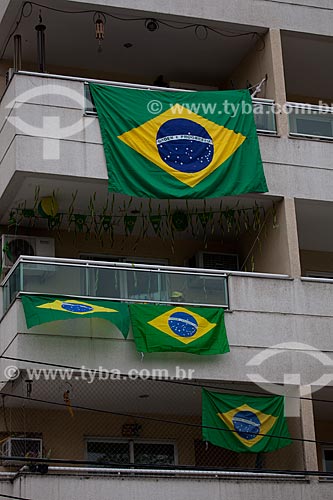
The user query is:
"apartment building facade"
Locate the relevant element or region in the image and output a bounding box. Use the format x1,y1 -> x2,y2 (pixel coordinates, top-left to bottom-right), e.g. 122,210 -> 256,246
0,0 -> 332,499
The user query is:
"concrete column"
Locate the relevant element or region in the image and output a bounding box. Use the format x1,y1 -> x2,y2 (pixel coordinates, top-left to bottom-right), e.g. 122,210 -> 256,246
300,386 -> 319,472
268,29 -> 289,137
284,197 -> 301,277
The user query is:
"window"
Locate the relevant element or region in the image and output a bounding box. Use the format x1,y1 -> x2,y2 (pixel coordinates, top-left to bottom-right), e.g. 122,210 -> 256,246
86,438 -> 177,466
305,271 -> 333,280
323,447 -> 333,472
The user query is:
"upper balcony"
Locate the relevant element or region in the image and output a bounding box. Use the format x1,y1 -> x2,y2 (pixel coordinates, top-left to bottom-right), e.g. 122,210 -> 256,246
0,1 -> 331,203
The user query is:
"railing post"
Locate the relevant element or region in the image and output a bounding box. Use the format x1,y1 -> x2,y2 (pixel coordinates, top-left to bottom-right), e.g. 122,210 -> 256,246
19,262 -> 24,293
85,264 -> 90,296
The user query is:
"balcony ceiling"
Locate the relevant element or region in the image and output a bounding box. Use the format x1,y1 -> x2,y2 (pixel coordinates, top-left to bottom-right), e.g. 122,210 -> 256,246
296,199 -> 333,252
1,0 -> 267,87
4,375 -> 271,415
5,375 -> 333,420
0,172 -> 274,241
282,31 -> 333,102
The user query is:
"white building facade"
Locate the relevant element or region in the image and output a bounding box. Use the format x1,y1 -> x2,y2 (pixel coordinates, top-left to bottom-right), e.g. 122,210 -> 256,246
0,0 -> 332,499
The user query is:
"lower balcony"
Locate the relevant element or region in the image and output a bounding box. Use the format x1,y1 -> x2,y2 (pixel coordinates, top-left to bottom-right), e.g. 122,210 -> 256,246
0,375 -> 331,500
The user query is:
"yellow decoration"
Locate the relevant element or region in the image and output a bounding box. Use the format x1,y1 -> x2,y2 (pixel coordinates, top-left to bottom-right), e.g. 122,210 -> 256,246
38,196 -> 59,217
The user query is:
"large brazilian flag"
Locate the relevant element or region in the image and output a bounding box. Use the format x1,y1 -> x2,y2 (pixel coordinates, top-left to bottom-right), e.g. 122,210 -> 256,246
202,389 -> 292,453
89,83 -> 268,199
129,304 -> 229,355
21,294 -> 130,338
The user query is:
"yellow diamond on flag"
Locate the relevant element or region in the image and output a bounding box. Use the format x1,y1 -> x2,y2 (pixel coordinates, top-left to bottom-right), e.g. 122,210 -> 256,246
218,404 -> 278,448
37,299 -> 117,315
148,306 -> 216,345
118,104 -> 246,188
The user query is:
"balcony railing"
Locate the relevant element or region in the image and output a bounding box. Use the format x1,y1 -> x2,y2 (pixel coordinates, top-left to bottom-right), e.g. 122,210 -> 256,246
287,102 -> 333,140
84,82 -> 277,134
1,256 -> 229,314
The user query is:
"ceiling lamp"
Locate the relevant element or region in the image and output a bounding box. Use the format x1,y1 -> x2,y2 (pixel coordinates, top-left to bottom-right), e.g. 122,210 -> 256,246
145,18 -> 159,32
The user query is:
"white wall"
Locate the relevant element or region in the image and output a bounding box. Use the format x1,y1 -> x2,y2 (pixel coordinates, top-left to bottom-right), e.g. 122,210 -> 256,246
5,472 -> 333,500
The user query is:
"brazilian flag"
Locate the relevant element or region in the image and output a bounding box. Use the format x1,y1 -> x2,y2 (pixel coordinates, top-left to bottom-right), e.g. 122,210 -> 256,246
129,304 -> 229,355
21,294 -> 130,338
89,83 -> 267,199
202,389 -> 292,453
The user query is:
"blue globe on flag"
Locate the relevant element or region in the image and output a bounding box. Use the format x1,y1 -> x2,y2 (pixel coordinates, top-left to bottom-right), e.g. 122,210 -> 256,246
168,311 -> 198,337
156,118 -> 214,173
61,302 -> 93,313
232,410 -> 261,440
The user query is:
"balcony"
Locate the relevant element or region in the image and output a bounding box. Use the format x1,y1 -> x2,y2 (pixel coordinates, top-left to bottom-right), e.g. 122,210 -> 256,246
1,471 -> 332,500
2,256 -> 229,314
1,256 -> 333,387
1,70 -> 333,211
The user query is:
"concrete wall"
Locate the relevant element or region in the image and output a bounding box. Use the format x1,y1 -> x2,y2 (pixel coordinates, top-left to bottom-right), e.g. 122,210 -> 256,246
0,407 -> 304,470
2,472 -> 333,500
0,409 -> 199,465
240,198 -> 300,275
226,29 -> 284,102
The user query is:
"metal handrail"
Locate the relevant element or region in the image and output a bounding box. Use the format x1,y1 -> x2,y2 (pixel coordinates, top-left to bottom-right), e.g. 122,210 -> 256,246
13,71 -> 275,103
0,255 -> 289,288
286,101 -> 333,114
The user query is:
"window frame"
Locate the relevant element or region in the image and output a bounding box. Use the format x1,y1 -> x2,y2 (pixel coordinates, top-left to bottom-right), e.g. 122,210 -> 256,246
322,446 -> 333,472
85,437 -> 178,466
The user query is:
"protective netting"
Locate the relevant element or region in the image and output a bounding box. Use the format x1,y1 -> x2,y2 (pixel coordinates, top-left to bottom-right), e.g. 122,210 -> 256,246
0,375 -> 305,472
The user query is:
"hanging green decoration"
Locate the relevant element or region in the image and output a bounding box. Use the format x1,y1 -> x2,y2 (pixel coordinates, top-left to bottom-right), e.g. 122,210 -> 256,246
149,215 -> 162,235
224,209 -> 235,232
47,214 -> 62,230
272,203 -> 279,229
74,214 -> 87,232
198,212 -> 213,229
172,210 -> 188,231
100,215 -> 112,232
22,209 -> 35,218
8,211 -> 17,228
38,196 -> 58,218
124,215 -> 137,235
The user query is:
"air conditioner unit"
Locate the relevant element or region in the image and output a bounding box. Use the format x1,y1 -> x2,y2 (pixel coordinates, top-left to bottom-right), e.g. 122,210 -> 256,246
2,437 -> 42,462
1,235 -> 55,271
195,251 -> 239,271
